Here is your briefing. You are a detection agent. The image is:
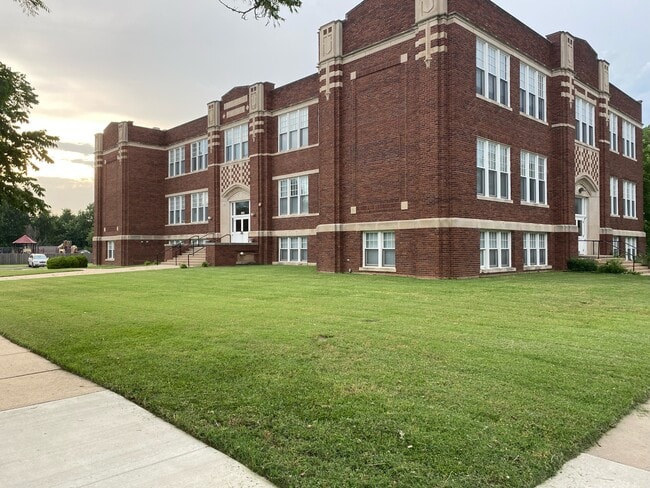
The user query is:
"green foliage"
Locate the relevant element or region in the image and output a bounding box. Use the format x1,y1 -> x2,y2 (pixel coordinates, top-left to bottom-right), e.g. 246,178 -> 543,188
0,62 -> 58,216
12,0 -> 49,15
179,263 -> 188,269
218,0 -> 301,23
596,259 -> 627,274
567,257 -> 598,272
46,255 -> 88,269
1,267 -> 649,487
201,261 -> 209,267
0,201 -> 30,247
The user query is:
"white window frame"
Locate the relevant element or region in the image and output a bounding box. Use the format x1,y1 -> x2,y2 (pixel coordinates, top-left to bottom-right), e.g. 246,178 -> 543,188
610,113 -> 619,153
520,151 -> 547,205
622,120 -> 636,159
107,241 -> 115,261
191,139 -> 208,172
519,63 -> 546,121
480,231 -> 511,271
278,107 -> 309,152
476,38 -> 510,107
278,176 -> 309,216
168,195 -> 186,225
612,236 -> 620,258
625,237 -> 637,261
191,191 -> 208,223
523,233 -> 548,267
575,97 -> 595,146
168,146 -> 185,177
477,138 -> 510,200
610,177 -> 619,216
224,124 -> 249,163
622,180 -> 637,219
363,231 -> 396,269
279,237 -> 308,263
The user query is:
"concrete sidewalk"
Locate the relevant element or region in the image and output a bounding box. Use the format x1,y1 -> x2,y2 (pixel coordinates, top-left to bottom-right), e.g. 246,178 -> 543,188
1,335 -> 649,487
0,336 -> 275,488
539,398 -> 650,488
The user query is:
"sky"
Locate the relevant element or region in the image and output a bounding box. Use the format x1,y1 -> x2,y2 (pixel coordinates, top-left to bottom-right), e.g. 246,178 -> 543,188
1,0 -> 648,214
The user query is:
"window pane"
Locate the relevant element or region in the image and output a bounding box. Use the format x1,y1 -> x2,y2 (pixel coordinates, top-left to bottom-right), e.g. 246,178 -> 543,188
383,249 -> 395,267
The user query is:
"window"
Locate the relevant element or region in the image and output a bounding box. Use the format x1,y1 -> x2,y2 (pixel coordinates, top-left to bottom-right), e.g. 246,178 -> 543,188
610,177 -> 619,216
477,138 -> 510,200
363,231 -> 396,269
279,237 -> 308,263
278,107 -> 309,151
625,237 -> 638,261
520,151 -> 547,205
107,241 -> 115,261
622,120 -> 636,159
622,180 -> 637,218
279,176 -> 309,216
480,231 -> 511,270
523,233 -> 548,267
168,146 -> 185,177
476,38 -> 510,106
191,192 -> 208,223
575,97 -> 595,146
191,139 -> 208,172
224,124 -> 249,162
612,236 -> 620,257
168,195 -> 185,225
610,113 -> 619,152
519,63 -> 546,121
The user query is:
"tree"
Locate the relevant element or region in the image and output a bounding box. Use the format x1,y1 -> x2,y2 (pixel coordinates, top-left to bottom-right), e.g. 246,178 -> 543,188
0,202 -> 30,247
218,0 -> 301,22
11,0 -> 49,15
643,125 -> 650,255
0,62 -> 58,216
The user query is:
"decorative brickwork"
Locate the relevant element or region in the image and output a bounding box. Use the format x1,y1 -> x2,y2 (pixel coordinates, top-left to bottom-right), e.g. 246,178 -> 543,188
575,145 -> 600,190
220,161 -> 250,193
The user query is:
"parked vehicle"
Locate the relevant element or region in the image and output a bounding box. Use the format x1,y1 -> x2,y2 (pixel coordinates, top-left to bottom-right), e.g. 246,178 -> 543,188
28,254 -> 48,268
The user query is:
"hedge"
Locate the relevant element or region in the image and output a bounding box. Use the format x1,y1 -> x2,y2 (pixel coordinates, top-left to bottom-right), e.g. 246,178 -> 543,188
46,255 -> 89,269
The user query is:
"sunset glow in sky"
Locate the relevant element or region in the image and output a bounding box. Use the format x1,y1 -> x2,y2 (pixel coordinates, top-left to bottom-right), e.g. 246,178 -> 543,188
2,0 -> 648,214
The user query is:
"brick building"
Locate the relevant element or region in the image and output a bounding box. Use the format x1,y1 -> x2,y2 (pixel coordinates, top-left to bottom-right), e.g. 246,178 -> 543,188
93,0 -> 645,278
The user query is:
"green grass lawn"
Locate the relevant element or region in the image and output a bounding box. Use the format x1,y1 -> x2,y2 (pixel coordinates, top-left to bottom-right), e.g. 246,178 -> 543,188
1,266 -> 649,487
0,265 -> 80,278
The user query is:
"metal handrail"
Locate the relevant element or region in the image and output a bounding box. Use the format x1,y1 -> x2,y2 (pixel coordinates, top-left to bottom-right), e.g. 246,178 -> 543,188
578,238 -> 641,272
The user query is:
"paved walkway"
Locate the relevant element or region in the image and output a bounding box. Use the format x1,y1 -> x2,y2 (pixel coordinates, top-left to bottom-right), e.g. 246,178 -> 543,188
0,263 -> 176,282
0,336 -> 276,488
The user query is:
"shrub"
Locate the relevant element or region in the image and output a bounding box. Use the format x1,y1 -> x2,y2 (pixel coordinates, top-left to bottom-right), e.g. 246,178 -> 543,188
567,257 -> 598,272
144,261 -> 152,266
180,264 -> 188,269
597,259 -> 627,274
201,262 -> 209,267
636,254 -> 650,267
46,255 -> 88,269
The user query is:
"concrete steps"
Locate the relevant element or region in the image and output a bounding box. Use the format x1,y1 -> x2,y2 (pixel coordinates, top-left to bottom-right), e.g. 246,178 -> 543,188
595,256 -> 650,276
163,248 -> 207,267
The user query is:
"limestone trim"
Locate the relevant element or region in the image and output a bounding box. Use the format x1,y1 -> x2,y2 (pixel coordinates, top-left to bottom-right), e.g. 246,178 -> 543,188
253,229 -> 318,237
94,234 -> 220,242
452,16 -> 552,76
272,98 -> 319,117
272,169 -> 319,181
249,143 -> 319,159
608,107 -> 644,129
608,229 -> 647,238
223,95 -> 248,111
342,30 -> 417,66
165,188 -> 209,199
316,218 -> 578,234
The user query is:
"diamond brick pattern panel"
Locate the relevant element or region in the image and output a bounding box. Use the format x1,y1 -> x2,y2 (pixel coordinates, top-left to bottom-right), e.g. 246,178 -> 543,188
575,145 -> 600,190
220,161 -> 251,193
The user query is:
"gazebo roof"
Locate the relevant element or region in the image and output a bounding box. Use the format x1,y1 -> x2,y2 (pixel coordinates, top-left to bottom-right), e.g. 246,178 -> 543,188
13,235 -> 37,245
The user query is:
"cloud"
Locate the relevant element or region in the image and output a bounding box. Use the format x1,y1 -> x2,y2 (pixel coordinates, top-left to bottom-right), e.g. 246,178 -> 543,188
37,177 -> 93,214
57,142 -> 95,154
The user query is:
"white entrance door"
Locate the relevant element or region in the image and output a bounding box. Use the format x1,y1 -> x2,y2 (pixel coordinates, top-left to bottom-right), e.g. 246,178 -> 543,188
231,200 -> 250,243
575,197 -> 588,256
